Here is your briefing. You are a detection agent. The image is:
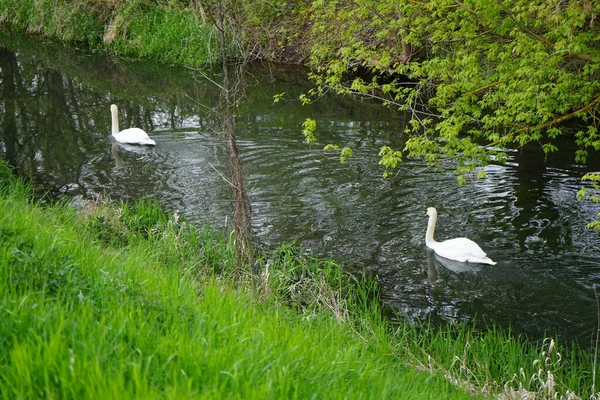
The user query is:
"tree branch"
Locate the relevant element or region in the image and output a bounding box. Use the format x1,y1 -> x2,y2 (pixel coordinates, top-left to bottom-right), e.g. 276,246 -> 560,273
485,95 -> 600,148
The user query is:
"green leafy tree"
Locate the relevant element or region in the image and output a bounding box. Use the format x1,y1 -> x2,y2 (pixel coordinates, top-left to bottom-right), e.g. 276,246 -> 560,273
303,0 -> 600,180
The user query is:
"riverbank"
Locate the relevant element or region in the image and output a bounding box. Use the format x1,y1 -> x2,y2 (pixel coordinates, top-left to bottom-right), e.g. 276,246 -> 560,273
0,0 -> 306,66
0,162 -> 462,398
0,162 -> 596,398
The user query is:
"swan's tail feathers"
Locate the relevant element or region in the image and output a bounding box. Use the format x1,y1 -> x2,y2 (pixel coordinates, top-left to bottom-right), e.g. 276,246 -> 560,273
143,138 -> 156,146
483,257 -> 497,265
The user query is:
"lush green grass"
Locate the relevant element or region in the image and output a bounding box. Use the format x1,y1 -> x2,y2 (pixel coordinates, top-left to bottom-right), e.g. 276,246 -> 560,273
0,0 -> 221,66
404,322 -> 597,398
108,3 -> 219,66
0,0 -> 105,48
0,171 -> 472,398
0,0 -> 296,66
0,161 -> 597,398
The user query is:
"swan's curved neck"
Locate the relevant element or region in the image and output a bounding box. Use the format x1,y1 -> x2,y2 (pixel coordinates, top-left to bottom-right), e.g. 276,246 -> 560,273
111,107 -> 120,136
425,214 -> 438,247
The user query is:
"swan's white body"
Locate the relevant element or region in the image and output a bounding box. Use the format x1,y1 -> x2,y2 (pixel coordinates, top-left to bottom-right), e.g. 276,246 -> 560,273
425,207 -> 496,265
110,104 -> 155,145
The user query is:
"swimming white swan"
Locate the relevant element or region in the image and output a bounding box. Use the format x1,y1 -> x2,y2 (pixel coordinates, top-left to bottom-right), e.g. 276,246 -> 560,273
424,207 -> 496,265
110,104 -> 156,145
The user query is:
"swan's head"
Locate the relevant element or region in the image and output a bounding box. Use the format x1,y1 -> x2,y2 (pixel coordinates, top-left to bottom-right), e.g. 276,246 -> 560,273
425,207 -> 437,218
110,104 -> 118,113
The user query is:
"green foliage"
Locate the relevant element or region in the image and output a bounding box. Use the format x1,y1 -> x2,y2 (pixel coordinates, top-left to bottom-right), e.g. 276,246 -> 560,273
378,146 -> 403,177
339,146 -> 353,163
0,0 -> 308,64
324,145 -> 353,162
303,0 -> 600,179
577,172 -> 600,229
0,0 -> 105,48
0,159 -> 14,192
0,0 -> 225,66
110,3 -> 221,66
299,92 -> 314,106
301,117 -> 317,144
272,91 -> 285,103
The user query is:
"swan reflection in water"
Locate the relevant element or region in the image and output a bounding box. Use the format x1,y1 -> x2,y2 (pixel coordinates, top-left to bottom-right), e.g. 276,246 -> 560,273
111,142 -> 123,169
110,141 -> 154,169
425,247 -> 484,283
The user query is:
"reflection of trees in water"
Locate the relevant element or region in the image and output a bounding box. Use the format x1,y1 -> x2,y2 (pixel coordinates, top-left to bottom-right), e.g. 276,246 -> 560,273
0,45 -> 102,194
0,47 -> 19,169
511,142 -> 574,253
0,53 -> 117,196
0,37 -> 216,199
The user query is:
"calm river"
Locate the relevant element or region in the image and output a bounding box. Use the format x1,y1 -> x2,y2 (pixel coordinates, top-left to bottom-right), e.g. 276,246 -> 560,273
1,31 -> 599,348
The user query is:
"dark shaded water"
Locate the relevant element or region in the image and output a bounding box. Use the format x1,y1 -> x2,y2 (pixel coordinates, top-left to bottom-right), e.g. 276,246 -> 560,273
2,31 -> 600,348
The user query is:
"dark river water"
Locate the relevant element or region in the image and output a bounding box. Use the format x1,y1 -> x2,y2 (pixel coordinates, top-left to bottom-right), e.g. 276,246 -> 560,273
2,31 -> 600,348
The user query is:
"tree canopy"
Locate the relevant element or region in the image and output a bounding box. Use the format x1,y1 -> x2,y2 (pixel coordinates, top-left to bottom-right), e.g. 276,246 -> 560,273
301,0 -> 600,183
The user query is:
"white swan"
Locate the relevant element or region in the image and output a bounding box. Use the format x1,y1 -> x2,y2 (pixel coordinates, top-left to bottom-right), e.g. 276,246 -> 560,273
424,207 -> 496,265
110,104 -> 156,145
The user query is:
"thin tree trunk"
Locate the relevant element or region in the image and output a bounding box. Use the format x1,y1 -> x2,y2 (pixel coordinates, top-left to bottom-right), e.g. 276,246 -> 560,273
216,1 -> 253,279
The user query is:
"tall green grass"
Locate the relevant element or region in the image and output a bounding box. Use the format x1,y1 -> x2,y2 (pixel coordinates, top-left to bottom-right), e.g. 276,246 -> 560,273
109,4 -> 219,66
0,0 -> 105,48
0,171 -> 472,398
0,0 -> 222,66
0,161 -> 598,398
400,322 -> 596,398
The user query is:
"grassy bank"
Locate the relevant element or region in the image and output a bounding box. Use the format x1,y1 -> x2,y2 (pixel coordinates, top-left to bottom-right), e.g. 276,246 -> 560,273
0,164 -> 468,398
0,0 -> 222,66
0,0 -> 300,66
0,162 -> 597,398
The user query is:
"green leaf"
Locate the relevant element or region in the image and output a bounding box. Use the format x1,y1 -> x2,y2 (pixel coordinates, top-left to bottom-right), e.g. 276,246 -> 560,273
340,147 -> 353,163
302,118 -> 317,145
378,146 -> 403,177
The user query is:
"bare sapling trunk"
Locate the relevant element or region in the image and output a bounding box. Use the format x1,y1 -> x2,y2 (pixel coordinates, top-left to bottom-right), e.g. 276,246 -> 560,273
216,2 -> 253,279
